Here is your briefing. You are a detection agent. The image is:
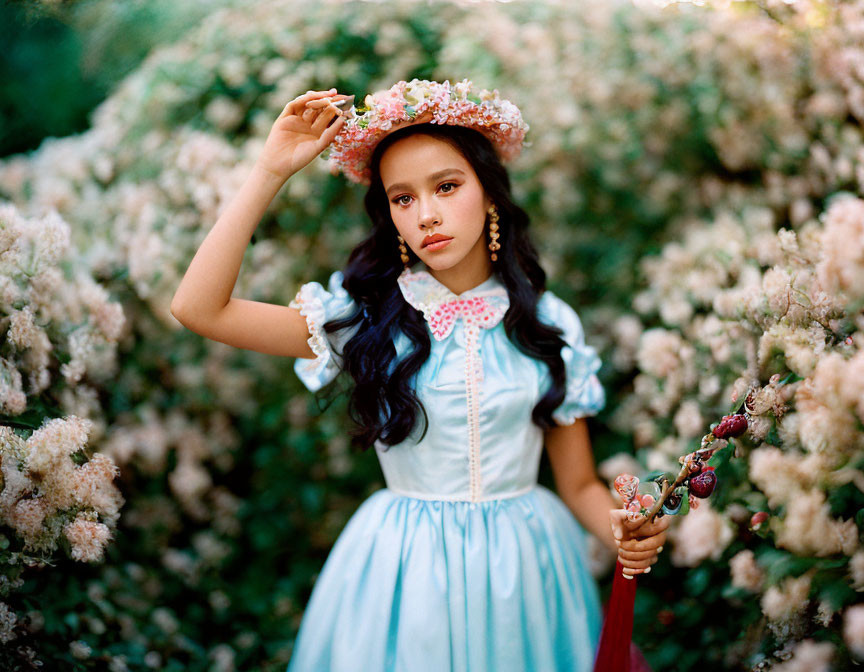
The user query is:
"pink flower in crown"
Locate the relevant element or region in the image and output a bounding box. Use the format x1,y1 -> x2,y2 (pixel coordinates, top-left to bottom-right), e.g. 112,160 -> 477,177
404,80 -> 435,107
366,89 -> 405,119
429,296 -> 501,340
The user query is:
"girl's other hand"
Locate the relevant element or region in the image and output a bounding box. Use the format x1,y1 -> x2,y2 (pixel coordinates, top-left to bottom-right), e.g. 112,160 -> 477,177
608,508 -> 669,578
256,88 -> 350,181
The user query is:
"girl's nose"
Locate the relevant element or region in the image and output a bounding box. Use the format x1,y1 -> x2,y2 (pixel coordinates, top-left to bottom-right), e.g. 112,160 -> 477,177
418,202 -> 440,229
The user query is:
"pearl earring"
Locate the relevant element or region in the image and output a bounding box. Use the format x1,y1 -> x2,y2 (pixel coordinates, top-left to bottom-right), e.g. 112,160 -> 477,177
487,206 -> 501,261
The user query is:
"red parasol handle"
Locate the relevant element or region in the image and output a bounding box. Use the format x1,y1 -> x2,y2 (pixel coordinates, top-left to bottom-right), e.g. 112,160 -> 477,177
593,560 -> 638,672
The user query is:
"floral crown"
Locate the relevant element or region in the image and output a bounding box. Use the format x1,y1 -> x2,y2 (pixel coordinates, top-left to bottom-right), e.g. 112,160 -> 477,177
325,78 -> 530,186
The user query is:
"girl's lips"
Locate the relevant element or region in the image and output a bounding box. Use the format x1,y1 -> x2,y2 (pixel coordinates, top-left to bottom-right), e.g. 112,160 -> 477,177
424,238 -> 452,251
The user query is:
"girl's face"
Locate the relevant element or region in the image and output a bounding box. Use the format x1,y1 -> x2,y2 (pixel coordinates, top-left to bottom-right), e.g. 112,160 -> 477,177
379,134 -> 493,283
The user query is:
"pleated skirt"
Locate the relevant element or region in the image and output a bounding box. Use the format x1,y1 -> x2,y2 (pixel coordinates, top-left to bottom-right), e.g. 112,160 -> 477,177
286,484 -> 602,672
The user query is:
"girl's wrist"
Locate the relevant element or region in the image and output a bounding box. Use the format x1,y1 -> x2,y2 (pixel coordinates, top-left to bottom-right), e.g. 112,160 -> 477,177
252,160 -> 291,188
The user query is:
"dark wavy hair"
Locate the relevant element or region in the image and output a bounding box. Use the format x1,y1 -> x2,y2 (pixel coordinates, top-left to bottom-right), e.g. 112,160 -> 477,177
321,122 -> 570,451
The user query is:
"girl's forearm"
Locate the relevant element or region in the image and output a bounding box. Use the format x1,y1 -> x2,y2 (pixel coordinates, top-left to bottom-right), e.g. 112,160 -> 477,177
560,479 -> 620,555
170,162 -> 289,321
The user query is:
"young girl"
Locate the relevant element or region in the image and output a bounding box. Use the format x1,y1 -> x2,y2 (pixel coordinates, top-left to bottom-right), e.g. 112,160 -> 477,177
171,79 -> 668,672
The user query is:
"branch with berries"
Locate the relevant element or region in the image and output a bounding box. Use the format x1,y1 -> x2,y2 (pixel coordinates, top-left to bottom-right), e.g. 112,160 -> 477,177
595,396 -> 755,669
614,408 -> 750,531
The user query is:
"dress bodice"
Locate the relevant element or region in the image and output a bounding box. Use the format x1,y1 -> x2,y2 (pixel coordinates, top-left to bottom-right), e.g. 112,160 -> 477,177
290,266 -> 605,504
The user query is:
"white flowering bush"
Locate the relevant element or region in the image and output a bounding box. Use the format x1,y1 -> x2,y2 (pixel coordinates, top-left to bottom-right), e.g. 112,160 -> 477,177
3,0 -> 864,669
612,193 -> 864,667
0,202 -> 127,658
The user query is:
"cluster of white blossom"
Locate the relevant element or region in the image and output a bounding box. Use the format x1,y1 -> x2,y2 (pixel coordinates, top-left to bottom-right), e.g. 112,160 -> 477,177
0,417 -> 123,641
0,203 -> 126,423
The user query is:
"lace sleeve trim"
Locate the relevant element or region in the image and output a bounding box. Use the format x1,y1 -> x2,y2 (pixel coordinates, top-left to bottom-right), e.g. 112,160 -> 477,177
289,285 -> 334,377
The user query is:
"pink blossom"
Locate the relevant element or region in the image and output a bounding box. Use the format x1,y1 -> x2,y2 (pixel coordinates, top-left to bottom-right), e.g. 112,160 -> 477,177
63,515 -> 112,562
730,549 -> 764,592
667,499 -> 734,567
761,572 -> 812,621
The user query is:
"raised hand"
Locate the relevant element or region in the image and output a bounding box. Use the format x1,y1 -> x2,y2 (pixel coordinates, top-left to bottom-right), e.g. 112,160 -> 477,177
256,88 -> 350,181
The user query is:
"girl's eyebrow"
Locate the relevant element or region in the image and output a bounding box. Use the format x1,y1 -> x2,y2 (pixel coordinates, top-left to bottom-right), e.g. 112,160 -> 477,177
385,168 -> 466,196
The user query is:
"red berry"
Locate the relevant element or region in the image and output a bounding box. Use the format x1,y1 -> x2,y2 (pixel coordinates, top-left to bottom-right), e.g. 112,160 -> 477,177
713,414 -> 748,439
688,470 -> 717,498
750,511 -> 769,529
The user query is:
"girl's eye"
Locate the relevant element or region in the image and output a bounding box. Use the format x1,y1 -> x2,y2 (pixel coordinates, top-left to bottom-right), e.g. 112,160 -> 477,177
392,182 -> 459,207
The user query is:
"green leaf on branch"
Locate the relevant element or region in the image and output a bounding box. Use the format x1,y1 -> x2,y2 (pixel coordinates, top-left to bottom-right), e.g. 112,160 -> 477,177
730,396 -> 746,414
642,469 -> 668,483
778,371 -> 804,385
677,488 -> 690,516
765,422 -> 781,446
706,443 -> 732,469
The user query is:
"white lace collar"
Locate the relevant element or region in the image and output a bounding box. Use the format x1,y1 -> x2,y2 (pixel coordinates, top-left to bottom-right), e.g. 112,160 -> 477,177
396,266 -> 510,340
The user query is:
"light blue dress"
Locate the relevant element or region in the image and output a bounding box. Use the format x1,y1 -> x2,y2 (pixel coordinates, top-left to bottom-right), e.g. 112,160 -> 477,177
286,266 -> 606,672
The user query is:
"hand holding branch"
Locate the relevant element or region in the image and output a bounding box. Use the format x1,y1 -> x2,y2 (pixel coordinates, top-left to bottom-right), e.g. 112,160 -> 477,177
608,406 -> 750,580
609,508 -> 668,578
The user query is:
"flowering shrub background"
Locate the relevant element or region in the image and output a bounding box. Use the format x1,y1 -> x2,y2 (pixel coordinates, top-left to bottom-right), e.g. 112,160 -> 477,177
2,0 -> 864,670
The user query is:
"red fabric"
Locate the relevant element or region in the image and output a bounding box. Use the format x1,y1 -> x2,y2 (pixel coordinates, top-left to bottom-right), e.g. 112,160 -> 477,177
593,560 -> 652,672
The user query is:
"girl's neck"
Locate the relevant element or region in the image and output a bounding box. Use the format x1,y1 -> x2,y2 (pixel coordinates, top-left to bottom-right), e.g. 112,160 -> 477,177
425,243 -> 494,296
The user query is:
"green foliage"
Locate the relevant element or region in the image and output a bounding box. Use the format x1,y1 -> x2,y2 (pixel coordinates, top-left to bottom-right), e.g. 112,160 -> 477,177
0,0 -> 229,157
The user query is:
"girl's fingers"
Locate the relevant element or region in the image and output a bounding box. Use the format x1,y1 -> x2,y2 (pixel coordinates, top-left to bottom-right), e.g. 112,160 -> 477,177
619,556 -> 653,569
311,105 -> 340,133
306,94 -> 350,108
306,103 -> 340,129
307,110 -> 346,149
617,548 -> 658,561
619,549 -> 662,573
280,90 -> 339,118
617,534 -> 666,553
320,111 -> 346,139
625,515 -> 669,537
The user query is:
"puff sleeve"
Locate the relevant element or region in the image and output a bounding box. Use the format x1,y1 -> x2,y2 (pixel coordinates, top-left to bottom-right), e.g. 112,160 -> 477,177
289,270 -> 360,392
537,290 -> 606,424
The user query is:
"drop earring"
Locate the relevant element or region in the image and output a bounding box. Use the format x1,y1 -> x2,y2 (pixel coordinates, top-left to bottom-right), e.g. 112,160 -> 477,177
487,206 -> 501,261
396,234 -> 410,270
